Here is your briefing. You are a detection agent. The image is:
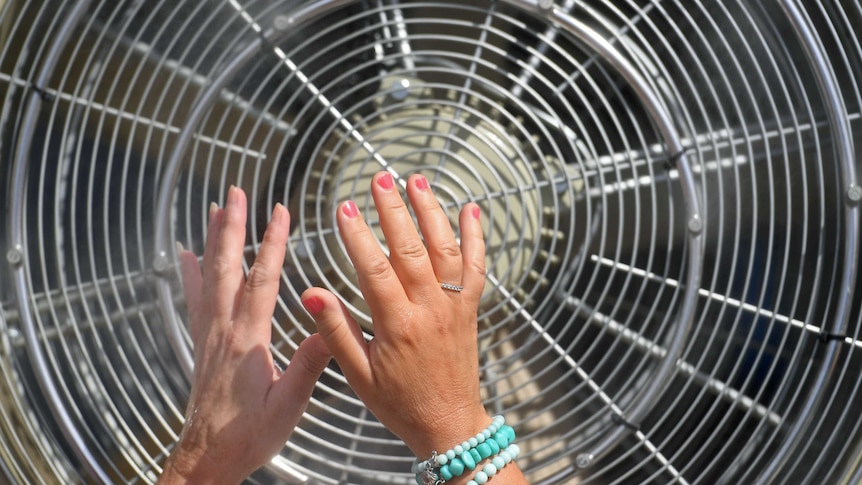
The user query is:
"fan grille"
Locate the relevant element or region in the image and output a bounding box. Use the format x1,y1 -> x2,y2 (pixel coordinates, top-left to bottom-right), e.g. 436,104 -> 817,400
1,1 -> 861,484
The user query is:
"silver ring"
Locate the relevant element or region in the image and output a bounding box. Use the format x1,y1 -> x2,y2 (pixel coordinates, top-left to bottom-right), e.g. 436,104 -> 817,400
440,282 -> 464,292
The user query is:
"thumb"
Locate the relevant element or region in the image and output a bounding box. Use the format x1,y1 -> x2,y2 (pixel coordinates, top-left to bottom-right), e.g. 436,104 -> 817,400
268,333 -> 330,427
301,288 -> 373,387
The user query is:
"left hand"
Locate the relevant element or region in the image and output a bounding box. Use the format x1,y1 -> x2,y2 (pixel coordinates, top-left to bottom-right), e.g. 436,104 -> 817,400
159,186 -> 331,484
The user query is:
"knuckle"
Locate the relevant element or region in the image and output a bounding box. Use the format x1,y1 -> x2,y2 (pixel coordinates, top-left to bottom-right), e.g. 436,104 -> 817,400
395,239 -> 427,262
468,257 -> 486,277
432,239 -> 462,260
209,255 -> 234,280
363,256 -> 393,281
294,349 -> 324,376
244,264 -> 274,291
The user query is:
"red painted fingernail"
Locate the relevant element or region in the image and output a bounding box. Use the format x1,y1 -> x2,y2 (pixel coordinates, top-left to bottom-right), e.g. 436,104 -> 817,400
342,200 -> 359,218
415,175 -> 429,191
472,205 -> 481,220
302,296 -> 325,315
377,173 -> 394,190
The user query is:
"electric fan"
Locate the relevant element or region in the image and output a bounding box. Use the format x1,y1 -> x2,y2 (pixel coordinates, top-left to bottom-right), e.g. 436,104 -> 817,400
2,0 -> 861,483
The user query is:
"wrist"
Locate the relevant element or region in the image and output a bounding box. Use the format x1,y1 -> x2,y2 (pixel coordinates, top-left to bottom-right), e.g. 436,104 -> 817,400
412,415 -> 519,485
159,438 -> 246,485
406,404 -> 491,458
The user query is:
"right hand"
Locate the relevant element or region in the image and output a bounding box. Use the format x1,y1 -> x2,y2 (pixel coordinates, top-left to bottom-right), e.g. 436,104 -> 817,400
301,172 -> 527,484
301,172 -> 489,456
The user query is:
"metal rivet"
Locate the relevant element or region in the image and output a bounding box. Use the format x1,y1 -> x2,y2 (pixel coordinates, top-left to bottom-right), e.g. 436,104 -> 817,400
6,248 -> 23,266
847,184 -> 862,204
687,215 -> 703,234
539,0 -> 555,9
390,78 -> 411,101
273,15 -> 293,31
575,453 -> 593,469
153,254 -> 169,275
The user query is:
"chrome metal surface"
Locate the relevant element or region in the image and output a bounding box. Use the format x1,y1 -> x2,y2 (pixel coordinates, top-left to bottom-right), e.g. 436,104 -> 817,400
1,1 -> 861,484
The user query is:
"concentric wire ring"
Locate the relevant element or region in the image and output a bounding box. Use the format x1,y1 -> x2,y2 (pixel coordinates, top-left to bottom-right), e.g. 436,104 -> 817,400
1,1 -> 861,484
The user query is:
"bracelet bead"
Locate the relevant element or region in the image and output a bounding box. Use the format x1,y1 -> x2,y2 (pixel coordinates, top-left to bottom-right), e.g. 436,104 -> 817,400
487,437 -> 500,455
464,443 -> 519,485
448,457 -> 465,477
461,449 -> 477,470
440,464 -> 454,481
413,416 -> 512,485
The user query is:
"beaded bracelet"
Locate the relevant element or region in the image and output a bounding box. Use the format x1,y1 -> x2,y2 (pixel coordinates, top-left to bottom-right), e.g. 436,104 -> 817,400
466,443 -> 520,485
413,415 -> 516,485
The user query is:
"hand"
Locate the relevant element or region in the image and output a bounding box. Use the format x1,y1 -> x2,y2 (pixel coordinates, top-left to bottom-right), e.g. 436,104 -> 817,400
302,172 -> 526,484
159,187 -> 331,484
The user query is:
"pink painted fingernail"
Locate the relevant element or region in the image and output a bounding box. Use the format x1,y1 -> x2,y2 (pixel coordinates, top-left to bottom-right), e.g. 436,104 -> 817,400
342,200 -> 359,218
377,173 -> 394,190
472,205 -> 481,220
302,296 -> 325,315
415,175 -> 429,191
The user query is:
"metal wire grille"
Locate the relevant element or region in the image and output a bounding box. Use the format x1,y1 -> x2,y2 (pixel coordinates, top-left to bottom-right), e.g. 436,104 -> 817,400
1,0 -> 861,483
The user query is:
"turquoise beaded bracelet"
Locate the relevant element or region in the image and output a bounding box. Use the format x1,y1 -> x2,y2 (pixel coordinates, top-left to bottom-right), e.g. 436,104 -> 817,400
466,443 -> 519,485
413,416 -> 516,485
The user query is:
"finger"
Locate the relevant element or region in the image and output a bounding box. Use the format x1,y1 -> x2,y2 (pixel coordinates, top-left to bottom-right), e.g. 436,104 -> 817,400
201,202 -> 223,318
177,243 -> 204,343
207,186 -> 248,321
301,287 -> 372,386
337,199 -> 408,317
406,174 -> 462,293
371,172 -> 435,299
237,203 -> 290,337
268,333 -> 331,433
459,203 -> 486,305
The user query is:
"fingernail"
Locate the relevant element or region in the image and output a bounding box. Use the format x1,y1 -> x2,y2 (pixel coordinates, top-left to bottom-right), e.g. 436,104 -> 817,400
209,201 -> 218,220
302,296 -> 325,315
227,185 -> 239,206
176,241 -> 185,255
415,175 -> 429,191
472,205 -> 481,220
376,173 -> 395,190
272,203 -> 286,222
342,200 -> 359,218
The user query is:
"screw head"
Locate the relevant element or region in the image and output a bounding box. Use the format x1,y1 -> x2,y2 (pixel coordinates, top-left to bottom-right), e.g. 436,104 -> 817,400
389,78 -> 411,101
153,254 -> 169,275
6,248 -> 23,266
539,0 -> 555,9
273,15 -> 293,31
575,453 -> 593,469
847,184 -> 862,204
687,214 -> 704,234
